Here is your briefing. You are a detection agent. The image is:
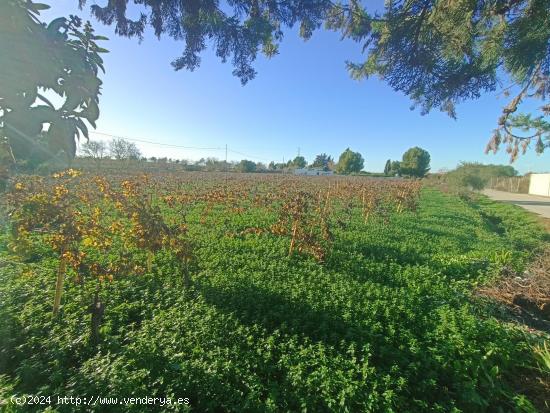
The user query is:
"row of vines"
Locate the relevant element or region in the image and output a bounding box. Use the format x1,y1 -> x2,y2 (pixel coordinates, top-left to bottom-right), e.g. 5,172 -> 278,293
3,170 -> 421,344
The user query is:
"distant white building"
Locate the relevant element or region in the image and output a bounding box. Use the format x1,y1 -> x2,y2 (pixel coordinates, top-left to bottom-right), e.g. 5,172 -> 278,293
528,173 -> 550,197
294,168 -> 334,176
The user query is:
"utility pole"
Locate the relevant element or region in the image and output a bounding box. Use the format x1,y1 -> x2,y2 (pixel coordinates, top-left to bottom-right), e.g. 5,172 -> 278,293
225,144 -> 228,189
297,147 -> 300,157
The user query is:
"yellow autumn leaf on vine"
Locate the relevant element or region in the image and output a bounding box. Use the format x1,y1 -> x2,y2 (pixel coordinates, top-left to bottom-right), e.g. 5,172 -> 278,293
82,236 -> 95,247
66,169 -> 81,177
54,185 -> 69,199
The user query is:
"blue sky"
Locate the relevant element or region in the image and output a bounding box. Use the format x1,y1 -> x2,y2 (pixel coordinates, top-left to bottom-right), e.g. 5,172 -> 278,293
43,1 -> 548,173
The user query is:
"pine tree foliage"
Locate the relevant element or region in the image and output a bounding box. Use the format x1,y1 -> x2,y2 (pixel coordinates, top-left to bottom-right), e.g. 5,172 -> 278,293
326,0 -> 550,159
78,0 -> 549,159
384,159 -> 391,176
312,153 -> 334,171
400,147 -> 430,177
336,148 -> 364,174
79,0 -> 331,85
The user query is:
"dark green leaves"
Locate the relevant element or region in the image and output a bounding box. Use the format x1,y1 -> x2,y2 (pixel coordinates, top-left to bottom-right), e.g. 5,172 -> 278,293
46,118 -> 78,159
400,147 -> 430,178
0,0 -> 108,170
28,2 -> 50,12
74,118 -> 89,141
29,106 -> 58,124
83,100 -> 100,127
47,17 -> 67,33
0,184 -> 546,411
336,148 -> 364,174
328,0 -> 550,158
82,0 -> 331,85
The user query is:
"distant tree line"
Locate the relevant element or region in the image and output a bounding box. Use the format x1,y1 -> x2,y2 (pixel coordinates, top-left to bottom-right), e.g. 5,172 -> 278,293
80,138 -> 142,166
77,140 -> 436,177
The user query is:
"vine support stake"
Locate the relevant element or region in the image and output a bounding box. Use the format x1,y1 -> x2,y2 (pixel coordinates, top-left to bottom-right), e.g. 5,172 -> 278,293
288,220 -> 298,255
147,250 -> 154,272
362,189 -> 366,220
53,253 -> 66,316
182,257 -> 191,289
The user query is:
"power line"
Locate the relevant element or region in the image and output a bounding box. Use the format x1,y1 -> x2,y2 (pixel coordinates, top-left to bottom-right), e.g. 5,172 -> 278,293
89,131 -> 223,151
227,149 -> 271,162
90,130 -> 273,162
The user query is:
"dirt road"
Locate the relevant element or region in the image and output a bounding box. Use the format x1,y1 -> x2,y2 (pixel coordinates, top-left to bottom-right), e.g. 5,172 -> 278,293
483,189 -> 550,219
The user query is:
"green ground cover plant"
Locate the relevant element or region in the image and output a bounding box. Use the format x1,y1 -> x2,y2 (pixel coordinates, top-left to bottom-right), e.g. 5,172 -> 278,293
0,172 -> 548,412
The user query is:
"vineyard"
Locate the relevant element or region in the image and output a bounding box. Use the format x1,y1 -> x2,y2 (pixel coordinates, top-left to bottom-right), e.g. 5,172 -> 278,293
0,171 -> 549,412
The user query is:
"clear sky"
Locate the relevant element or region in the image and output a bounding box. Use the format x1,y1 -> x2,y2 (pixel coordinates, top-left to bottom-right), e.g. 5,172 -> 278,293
42,1 -> 549,173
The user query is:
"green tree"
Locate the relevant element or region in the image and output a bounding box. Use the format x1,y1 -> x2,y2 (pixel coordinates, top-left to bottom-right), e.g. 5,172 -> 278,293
292,156 -> 307,168
390,161 -> 401,177
312,153 -> 334,171
383,159 -> 391,176
400,147 -> 430,178
1,0 -> 107,171
237,159 -> 257,173
336,148 -> 364,175
453,171 -> 486,191
447,164 -> 488,191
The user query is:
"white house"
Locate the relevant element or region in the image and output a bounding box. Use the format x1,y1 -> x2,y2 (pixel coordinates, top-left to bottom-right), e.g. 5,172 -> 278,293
294,168 -> 334,176
528,173 -> 550,197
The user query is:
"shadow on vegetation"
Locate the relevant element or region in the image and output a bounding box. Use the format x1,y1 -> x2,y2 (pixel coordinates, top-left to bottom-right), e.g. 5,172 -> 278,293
487,300 -> 550,334
200,281 -> 362,344
462,202 -> 506,236
354,242 -> 426,266
414,225 -> 479,248
197,280 -> 420,370
478,211 -> 506,235
417,213 -> 476,227
499,200 -> 550,207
